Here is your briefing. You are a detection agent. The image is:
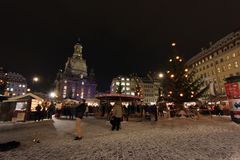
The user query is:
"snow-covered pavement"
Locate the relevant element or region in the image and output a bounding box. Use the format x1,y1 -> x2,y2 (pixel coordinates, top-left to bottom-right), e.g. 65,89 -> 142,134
0,116 -> 240,160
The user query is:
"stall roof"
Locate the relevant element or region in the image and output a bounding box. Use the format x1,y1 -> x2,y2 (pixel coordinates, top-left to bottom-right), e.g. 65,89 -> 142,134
3,93 -> 44,103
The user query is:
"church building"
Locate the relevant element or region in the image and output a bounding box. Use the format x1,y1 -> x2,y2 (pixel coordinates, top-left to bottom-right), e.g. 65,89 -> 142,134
55,42 -> 97,101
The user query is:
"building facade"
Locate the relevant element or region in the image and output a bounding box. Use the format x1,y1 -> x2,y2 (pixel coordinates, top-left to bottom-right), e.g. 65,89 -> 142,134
0,68 -> 27,97
186,29 -> 240,95
111,74 -> 160,105
55,42 -> 97,101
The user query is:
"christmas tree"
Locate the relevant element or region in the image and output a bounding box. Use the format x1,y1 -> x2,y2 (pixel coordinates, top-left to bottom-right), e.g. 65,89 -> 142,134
160,44 -> 208,107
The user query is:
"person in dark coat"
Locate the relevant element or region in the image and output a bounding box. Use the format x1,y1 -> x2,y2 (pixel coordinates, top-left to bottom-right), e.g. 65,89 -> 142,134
47,102 -> 55,119
35,104 -> 42,121
74,99 -> 87,140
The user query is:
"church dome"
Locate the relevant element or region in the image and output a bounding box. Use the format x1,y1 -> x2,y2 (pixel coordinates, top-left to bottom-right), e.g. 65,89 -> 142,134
64,43 -> 88,77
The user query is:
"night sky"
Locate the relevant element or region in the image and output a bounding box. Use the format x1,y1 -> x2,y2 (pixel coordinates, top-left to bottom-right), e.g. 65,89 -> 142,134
0,1 -> 240,92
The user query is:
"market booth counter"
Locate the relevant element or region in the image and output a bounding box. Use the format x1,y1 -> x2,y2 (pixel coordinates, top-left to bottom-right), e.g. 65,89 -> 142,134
224,76 -> 240,123
1,93 -> 44,122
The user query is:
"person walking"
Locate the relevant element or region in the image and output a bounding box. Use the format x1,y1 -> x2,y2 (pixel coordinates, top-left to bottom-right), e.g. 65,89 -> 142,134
111,100 -> 123,131
74,99 -> 87,140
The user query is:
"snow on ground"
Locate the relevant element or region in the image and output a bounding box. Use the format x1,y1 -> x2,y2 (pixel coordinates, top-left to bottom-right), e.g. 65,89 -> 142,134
0,116 -> 240,160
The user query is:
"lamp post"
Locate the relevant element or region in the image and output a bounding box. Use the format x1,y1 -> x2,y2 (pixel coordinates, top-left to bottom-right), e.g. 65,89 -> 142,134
31,76 -> 40,93
158,72 -> 164,102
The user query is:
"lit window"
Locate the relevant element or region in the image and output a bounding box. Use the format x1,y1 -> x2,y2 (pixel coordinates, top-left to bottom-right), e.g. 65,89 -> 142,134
22,85 -> 26,88
7,88 -> 9,91
121,78 -> 125,81
233,53 -> 236,57
209,55 -> 212,59
121,82 -> 125,86
126,82 -> 130,86
126,87 -> 130,91
64,80 -> 67,83
131,92 -> 135,96
228,63 -> 232,69
116,82 -> 120,86
10,88 -> 13,91
64,86 -> 67,89
82,81 -> 85,85
22,93 -> 25,95
234,61 -> 239,68
217,68 -> 221,73
19,85 -> 22,87
202,59 -> 204,63
199,61 -> 201,65
126,78 -> 130,81
226,56 -> 229,60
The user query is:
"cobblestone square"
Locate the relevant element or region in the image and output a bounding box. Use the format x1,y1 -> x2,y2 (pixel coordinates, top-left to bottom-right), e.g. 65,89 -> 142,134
0,117 -> 240,160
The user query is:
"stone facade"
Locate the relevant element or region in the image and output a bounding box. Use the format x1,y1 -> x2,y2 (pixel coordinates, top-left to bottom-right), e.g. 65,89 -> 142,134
55,42 -> 97,100
186,29 -> 240,95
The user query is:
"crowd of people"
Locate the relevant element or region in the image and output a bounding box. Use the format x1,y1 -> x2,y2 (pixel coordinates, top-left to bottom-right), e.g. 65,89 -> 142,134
32,98 -> 229,141
34,102 -> 55,121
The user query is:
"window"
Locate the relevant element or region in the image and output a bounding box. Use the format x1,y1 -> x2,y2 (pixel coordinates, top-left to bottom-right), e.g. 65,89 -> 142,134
233,53 -> 236,57
215,61 -> 219,65
206,65 -> 209,69
209,55 -> 212,59
234,61 -> 239,68
228,63 -> 232,70
220,58 -> 223,63
202,59 -> 205,63
211,63 -> 213,67
222,66 -> 226,72
217,68 -> 221,73
203,66 -> 205,70
226,56 -> 229,60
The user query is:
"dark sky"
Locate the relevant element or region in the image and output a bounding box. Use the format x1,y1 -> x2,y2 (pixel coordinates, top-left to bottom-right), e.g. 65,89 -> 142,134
0,0 -> 240,92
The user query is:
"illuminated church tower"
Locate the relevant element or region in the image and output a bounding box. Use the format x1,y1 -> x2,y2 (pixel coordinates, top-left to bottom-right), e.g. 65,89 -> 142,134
55,41 -> 97,100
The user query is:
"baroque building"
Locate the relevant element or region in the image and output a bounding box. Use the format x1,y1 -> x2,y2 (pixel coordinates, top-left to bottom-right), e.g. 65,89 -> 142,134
55,42 -> 97,100
186,28 -> 240,95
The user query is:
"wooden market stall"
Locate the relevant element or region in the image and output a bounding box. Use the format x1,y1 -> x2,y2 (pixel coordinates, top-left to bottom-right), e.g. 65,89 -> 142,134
1,93 -> 44,122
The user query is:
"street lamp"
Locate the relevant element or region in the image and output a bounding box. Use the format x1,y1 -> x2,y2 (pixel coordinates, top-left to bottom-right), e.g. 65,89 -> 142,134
33,77 -> 39,82
159,73 -> 164,79
49,92 -> 57,98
